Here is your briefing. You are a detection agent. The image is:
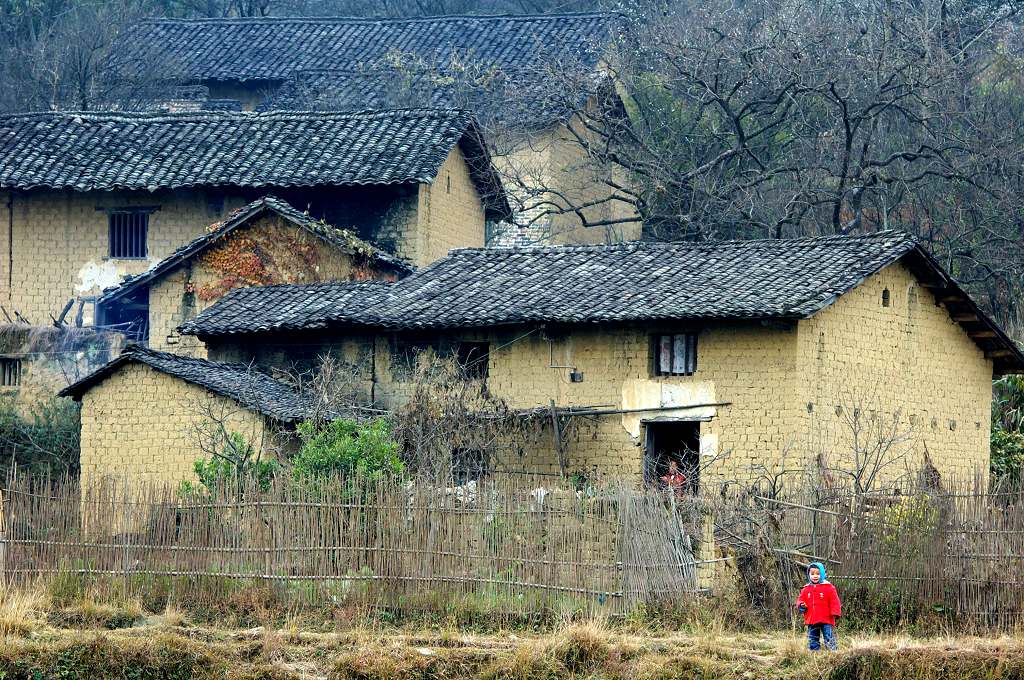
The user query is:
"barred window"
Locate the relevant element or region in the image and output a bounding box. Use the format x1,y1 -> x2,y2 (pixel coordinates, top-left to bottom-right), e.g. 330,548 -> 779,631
653,333 -> 698,376
0,358 -> 22,387
109,210 -> 149,259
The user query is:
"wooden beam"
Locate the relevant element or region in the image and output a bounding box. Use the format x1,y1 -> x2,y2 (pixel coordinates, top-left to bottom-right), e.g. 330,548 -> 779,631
986,349 -> 1015,358
952,314 -> 978,322
940,295 -> 966,304
969,330 -> 998,339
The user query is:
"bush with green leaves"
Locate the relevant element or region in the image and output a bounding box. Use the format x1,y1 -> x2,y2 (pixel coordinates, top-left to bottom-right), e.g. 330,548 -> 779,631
0,395 -> 80,476
991,375 -> 1024,486
291,417 -> 403,482
179,432 -> 278,497
992,428 -> 1024,486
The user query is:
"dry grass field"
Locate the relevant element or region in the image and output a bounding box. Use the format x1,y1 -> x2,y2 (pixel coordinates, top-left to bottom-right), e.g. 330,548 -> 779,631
1,584 -> 1023,680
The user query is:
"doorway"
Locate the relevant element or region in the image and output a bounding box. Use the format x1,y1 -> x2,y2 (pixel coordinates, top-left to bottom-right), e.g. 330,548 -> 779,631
643,420 -> 701,493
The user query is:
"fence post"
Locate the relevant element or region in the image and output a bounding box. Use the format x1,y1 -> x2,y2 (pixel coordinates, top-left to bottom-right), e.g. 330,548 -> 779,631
0,487 -> 6,587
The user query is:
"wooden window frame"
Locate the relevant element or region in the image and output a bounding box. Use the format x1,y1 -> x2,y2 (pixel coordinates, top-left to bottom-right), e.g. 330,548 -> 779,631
0,357 -> 22,387
652,333 -> 698,376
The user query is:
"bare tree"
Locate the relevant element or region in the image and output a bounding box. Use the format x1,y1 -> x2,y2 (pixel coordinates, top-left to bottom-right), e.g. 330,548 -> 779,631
503,0 -> 1024,333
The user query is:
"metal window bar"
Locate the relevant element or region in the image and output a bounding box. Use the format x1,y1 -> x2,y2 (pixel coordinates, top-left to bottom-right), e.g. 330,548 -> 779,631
109,211 -> 148,258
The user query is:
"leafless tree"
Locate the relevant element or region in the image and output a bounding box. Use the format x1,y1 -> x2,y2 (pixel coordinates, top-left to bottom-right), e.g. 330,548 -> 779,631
500,0 -> 1024,333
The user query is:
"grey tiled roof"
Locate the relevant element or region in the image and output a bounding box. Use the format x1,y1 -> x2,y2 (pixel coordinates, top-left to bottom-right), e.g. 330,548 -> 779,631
59,345 -> 309,422
0,109 -> 509,217
109,13 -> 621,83
259,66 -> 600,128
183,231 -> 915,334
181,280 -> 394,337
180,230 -> 1024,373
99,196 -> 410,305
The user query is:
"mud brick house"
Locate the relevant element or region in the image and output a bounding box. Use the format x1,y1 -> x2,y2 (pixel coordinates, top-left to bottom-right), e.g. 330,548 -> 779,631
0,108 -> 508,330
61,345 -> 308,486
64,231 -> 1024,486
105,13 -> 637,246
96,196 -> 411,356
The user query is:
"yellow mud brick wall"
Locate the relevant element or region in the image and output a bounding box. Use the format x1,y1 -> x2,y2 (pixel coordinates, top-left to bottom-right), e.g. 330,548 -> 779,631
480,325 -> 801,483
492,124 -> 641,246
0,189 -> 248,325
797,262 -> 992,484
329,324 -> 801,482
79,362 -> 270,487
413,145 -> 486,266
148,215 -> 389,356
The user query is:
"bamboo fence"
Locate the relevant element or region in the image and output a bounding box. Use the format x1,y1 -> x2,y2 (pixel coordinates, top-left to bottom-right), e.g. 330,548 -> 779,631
0,472 -> 701,615
743,477 -> 1024,628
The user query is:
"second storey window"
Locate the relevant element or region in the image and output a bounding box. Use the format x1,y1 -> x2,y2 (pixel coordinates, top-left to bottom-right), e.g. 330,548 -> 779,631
653,333 -> 698,376
109,209 -> 150,259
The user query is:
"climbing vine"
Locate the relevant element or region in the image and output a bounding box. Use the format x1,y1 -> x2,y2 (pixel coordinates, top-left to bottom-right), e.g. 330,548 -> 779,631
193,218 -> 398,302
195,221 -> 321,301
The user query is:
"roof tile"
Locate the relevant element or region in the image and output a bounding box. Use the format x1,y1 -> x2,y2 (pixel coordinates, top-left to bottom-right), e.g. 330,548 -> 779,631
0,109 -> 492,195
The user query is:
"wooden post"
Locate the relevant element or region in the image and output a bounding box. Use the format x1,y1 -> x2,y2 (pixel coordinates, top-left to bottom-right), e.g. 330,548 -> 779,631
549,400 -> 566,478
0,487 -> 6,587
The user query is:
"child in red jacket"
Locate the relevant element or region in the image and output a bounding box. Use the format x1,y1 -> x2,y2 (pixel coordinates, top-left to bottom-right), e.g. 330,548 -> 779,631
796,562 -> 841,651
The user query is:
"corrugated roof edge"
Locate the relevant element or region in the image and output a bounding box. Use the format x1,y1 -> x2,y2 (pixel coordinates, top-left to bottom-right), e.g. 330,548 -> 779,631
178,230 -> 1024,374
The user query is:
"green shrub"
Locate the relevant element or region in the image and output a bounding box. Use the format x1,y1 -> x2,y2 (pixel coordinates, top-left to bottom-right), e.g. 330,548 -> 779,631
291,417 -> 403,481
991,427 -> 1024,485
179,432 -> 278,497
0,394 -> 80,476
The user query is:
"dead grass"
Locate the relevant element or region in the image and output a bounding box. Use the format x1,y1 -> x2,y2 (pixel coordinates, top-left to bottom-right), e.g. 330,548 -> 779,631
3,582 -> 1024,678
0,586 -> 46,637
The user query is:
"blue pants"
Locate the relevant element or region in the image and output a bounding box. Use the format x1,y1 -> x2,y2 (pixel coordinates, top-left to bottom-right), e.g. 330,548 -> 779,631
807,623 -> 837,651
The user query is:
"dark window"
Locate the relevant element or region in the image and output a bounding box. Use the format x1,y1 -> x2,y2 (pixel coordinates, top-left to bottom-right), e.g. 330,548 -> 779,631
653,333 -> 698,376
0,358 -> 22,387
881,288 -> 891,307
108,210 -> 149,259
456,342 -> 489,380
390,338 -> 431,381
452,448 -> 489,484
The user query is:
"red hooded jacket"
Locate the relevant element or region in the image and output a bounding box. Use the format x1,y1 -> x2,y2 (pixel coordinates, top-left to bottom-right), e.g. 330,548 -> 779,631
796,562 -> 841,626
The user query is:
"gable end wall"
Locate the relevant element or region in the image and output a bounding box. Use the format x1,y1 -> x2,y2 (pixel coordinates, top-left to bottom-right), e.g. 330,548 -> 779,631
796,261 -> 993,483
79,362 -> 270,487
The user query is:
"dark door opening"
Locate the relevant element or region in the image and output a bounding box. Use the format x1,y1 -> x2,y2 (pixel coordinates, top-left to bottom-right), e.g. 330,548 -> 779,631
643,421 -> 700,494
96,287 -> 149,344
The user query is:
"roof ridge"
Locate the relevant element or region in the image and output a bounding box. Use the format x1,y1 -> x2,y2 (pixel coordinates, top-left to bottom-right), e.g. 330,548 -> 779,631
123,343 -> 258,372
448,230 -> 917,255
226,279 -> 395,293
135,12 -> 623,26
0,107 -> 472,123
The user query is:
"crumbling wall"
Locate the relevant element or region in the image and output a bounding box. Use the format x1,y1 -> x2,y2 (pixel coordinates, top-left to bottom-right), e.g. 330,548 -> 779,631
0,188 -> 249,327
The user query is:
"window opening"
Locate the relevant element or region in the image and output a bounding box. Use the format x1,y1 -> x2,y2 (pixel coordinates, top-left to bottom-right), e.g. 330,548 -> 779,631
653,333 -> 697,376
881,288 -> 891,307
451,448 -> 489,485
109,210 -> 150,259
643,421 -> 700,494
456,341 -> 489,380
0,358 -> 22,387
